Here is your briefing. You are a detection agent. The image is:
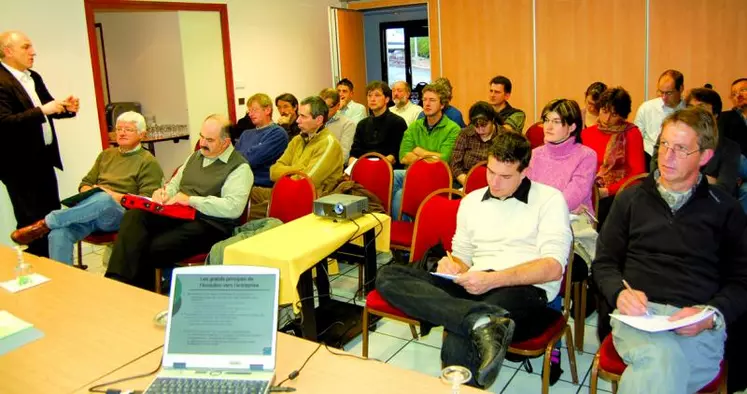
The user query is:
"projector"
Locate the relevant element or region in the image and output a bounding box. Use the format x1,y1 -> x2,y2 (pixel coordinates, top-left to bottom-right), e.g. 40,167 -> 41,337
314,194 -> 368,220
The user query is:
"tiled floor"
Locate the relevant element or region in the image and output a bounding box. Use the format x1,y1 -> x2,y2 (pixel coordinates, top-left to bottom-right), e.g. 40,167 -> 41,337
78,244 -> 613,393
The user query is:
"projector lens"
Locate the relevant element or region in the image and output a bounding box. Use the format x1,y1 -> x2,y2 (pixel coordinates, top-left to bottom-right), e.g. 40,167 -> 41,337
334,203 -> 344,215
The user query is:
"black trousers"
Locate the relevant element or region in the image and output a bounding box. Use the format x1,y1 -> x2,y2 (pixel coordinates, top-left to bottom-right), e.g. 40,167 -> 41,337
105,209 -> 229,291
376,265 -> 549,383
3,165 -> 60,257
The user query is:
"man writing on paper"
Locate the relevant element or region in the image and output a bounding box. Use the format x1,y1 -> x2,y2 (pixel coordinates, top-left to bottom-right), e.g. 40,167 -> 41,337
10,112 -> 162,265
105,114 -> 252,291
377,132 -> 572,389
592,107 -> 747,394
0,30 -> 80,258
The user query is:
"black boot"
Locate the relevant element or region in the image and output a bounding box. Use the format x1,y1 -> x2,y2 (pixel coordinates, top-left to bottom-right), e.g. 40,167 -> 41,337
470,315 -> 515,388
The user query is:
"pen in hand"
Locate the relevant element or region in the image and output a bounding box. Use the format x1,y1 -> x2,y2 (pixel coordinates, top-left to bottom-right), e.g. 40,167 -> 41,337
622,279 -> 651,316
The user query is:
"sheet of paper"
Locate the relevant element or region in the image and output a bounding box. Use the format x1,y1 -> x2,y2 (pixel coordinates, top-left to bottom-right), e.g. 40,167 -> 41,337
0,273 -> 51,293
344,158 -> 357,176
0,310 -> 33,340
430,272 -> 458,281
610,309 -> 715,332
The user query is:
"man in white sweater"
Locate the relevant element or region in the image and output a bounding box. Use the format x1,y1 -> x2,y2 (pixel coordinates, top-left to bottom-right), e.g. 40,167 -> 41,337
376,132 -> 571,389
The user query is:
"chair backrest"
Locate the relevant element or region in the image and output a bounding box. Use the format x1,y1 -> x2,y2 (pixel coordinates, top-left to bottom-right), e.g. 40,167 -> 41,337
410,188 -> 465,263
350,152 -> 394,214
618,172 -> 649,194
526,121 -> 545,149
400,157 -> 452,220
557,235 -> 575,320
464,160 -> 488,194
268,171 -> 316,223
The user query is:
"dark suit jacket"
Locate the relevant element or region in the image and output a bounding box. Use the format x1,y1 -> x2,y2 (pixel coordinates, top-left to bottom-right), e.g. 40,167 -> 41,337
718,109 -> 747,156
0,64 -> 75,183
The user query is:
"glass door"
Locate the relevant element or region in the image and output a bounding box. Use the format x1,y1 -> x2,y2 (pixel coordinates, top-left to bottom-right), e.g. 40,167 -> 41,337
380,20 -> 429,88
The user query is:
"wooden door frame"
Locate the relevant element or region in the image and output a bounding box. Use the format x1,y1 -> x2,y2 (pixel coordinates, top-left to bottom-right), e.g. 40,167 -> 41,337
84,0 -> 236,150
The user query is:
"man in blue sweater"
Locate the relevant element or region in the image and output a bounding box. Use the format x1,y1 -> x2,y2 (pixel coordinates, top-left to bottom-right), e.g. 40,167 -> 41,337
235,93 -> 289,188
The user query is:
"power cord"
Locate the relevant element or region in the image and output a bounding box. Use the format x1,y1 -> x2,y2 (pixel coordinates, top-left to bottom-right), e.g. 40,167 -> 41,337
88,345 -> 163,393
274,342 -> 323,387
271,337 -> 378,391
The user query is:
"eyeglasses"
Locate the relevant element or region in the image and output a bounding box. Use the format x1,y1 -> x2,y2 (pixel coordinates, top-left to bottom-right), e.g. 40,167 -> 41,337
657,89 -> 678,97
543,118 -> 563,126
471,119 -> 491,128
659,141 -> 700,159
731,87 -> 747,98
116,127 -> 139,133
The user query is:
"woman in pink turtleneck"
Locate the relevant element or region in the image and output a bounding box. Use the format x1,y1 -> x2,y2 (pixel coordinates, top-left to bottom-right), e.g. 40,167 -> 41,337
526,99 -> 597,215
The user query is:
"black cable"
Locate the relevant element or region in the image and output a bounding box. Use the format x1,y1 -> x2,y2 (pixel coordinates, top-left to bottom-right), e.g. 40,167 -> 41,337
323,342 -> 376,361
88,346 -> 163,393
274,342 -> 323,387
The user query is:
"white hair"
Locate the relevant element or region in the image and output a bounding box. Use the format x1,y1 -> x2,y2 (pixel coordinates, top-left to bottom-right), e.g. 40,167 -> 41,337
116,111 -> 147,132
393,80 -> 411,94
0,30 -> 23,60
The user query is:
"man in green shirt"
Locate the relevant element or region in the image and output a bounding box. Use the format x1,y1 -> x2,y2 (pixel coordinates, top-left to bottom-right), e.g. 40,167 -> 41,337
392,83 -> 461,219
10,111 -> 163,265
105,114 -> 253,290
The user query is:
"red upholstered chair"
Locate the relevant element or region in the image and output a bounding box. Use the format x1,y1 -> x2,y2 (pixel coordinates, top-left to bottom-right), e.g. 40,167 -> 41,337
361,188 -> 464,357
506,244 -> 579,394
589,335 -> 727,394
76,232 -> 118,270
464,160 -> 488,194
267,171 -> 316,223
350,152 -> 393,215
526,121 -> 545,149
390,157 -> 452,256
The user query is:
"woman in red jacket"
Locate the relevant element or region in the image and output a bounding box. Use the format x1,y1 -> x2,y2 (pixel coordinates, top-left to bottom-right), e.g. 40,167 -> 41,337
581,87 -> 646,227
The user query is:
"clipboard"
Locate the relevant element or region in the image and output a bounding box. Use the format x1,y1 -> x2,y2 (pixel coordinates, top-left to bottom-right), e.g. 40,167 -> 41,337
60,187 -> 104,207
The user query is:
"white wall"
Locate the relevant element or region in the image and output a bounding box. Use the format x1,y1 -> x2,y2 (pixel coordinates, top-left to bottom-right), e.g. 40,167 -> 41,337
0,0 -> 341,242
178,11 -> 228,148
95,11 -> 189,125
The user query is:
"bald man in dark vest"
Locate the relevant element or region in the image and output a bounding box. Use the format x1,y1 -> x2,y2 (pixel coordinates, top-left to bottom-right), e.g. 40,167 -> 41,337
105,114 -> 253,290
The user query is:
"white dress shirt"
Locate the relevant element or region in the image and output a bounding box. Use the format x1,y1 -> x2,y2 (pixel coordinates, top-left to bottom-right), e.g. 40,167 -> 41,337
1,61 -> 53,145
390,101 -> 424,126
452,179 -> 572,301
339,100 -> 367,124
634,97 -> 685,155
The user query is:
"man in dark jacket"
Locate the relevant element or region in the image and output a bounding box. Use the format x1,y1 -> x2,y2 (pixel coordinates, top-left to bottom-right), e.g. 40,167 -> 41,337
592,107 -> 747,394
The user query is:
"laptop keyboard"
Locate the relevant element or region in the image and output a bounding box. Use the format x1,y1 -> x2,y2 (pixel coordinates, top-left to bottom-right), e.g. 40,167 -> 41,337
146,377 -> 269,394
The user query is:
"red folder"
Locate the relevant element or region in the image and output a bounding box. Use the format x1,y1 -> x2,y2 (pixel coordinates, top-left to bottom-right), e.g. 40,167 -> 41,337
120,194 -> 196,220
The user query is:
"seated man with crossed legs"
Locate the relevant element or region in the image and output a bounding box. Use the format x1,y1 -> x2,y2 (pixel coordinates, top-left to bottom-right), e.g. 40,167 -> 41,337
377,132 -> 572,389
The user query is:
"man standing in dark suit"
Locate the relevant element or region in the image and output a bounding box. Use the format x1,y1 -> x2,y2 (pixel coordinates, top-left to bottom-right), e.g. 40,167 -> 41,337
0,30 -> 79,257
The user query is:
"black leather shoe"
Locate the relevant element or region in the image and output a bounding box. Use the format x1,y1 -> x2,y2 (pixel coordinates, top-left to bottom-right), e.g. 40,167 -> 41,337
470,316 -> 515,388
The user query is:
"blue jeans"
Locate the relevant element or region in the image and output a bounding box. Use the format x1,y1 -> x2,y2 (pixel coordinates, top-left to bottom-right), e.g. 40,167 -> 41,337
45,192 -> 124,265
391,169 -> 409,221
611,302 -> 725,394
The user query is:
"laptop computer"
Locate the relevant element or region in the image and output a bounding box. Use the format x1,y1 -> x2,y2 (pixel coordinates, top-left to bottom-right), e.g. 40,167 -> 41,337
144,265 -> 280,394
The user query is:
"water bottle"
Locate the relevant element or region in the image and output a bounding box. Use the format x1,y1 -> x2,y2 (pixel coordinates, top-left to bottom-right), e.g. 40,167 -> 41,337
15,246 -> 32,286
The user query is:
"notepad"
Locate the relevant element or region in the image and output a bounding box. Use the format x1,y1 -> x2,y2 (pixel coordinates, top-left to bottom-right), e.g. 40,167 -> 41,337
610,309 -> 715,332
0,311 -> 33,340
430,272 -> 459,281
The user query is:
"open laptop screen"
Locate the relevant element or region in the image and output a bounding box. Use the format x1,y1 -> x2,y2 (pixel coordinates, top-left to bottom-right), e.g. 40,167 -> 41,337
165,272 -> 277,357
